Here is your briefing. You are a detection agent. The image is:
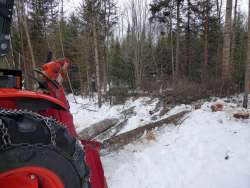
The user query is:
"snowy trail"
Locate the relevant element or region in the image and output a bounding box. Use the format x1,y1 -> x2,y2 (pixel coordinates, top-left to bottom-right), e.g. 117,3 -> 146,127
102,103 -> 250,188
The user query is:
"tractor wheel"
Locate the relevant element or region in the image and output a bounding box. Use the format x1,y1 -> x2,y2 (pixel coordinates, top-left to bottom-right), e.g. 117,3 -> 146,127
0,111 -> 90,188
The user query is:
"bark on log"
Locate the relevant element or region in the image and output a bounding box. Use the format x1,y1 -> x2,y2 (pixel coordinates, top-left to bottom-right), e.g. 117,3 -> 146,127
121,107 -> 136,119
103,110 -> 190,151
95,120 -> 128,142
78,119 -> 119,140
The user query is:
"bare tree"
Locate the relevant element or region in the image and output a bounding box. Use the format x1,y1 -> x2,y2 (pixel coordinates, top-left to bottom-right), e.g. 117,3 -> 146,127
125,0 -> 149,89
103,0 -> 117,92
186,0 -> 191,76
175,0 -> 181,79
93,17 -> 102,108
215,0 -> 223,79
203,0 -> 209,82
21,0 -> 36,72
231,0 -> 238,67
170,2 -> 175,80
15,0 -> 30,88
222,0 -> 233,81
243,0 -> 250,108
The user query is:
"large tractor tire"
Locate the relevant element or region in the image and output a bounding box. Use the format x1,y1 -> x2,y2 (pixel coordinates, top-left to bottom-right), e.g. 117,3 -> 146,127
0,109 -> 90,188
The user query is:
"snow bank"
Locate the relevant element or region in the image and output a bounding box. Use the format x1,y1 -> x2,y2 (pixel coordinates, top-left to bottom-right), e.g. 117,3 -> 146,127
102,100 -> 250,188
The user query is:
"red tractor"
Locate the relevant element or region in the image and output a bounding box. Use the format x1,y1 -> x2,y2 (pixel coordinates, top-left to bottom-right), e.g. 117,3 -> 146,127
0,1 -> 107,188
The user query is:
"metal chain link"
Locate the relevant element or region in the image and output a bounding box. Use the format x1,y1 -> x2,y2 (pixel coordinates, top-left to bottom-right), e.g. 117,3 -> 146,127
0,108 -> 61,149
44,117 -> 57,146
0,108 -> 83,160
0,119 -> 12,146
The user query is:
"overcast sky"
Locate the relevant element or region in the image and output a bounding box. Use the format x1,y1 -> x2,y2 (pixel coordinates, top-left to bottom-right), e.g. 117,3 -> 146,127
241,0 -> 248,13
64,0 -> 249,16
64,0 -> 127,12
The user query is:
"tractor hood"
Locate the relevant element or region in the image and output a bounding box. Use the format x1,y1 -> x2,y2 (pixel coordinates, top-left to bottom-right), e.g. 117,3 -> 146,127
0,89 -> 67,111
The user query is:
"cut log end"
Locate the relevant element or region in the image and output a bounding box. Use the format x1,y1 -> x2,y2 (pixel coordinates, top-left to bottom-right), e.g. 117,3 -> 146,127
211,100 -> 225,112
233,112 -> 250,119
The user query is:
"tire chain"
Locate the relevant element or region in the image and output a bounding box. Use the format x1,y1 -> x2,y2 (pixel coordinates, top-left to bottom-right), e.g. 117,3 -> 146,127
0,119 -> 12,146
0,108 -> 61,150
0,108 -> 90,188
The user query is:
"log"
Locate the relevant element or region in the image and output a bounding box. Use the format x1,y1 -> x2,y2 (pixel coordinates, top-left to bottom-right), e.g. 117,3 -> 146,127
102,110 -> 190,151
233,112 -> 250,119
159,107 -> 171,116
94,120 -> 128,142
121,107 -> 136,119
191,100 -> 205,110
78,119 -> 119,140
211,100 -> 225,112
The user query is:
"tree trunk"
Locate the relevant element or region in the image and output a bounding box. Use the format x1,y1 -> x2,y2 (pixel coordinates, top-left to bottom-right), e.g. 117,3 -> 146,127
231,0 -> 238,75
103,46 -> 108,93
86,64 -> 90,95
243,0 -> 250,108
77,61 -> 84,96
16,1 -> 31,89
93,18 -> 102,108
103,111 -> 190,151
175,0 -> 181,79
95,120 -> 128,142
78,119 -> 119,140
20,0 -> 37,89
222,0 -> 233,81
21,1 -> 36,76
59,0 -> 65,57
170,3 -> 175,80
9,36 -> 16,69
103,0 -> 109,93
203,0 -> 209,82
186,0 -> 191,77
215,0 -> 223,80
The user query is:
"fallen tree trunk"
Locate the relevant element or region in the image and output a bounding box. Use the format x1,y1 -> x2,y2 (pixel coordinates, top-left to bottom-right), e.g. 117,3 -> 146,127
78,119 -> 119,140
95,120 -> 128,142
103,110 -> 190,151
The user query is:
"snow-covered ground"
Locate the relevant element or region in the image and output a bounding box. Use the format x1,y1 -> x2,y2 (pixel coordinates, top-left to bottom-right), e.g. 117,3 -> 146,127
68,95 -> 181,134
69,95 -> 250,188
68,94 -> 122,132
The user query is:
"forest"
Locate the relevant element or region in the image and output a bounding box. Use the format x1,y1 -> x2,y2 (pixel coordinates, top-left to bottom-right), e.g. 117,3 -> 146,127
3,0 -> 250,107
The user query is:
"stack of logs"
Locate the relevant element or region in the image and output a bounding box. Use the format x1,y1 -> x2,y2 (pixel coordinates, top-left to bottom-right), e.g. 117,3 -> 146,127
78,99 -> 249,152
78,111 -> 190,152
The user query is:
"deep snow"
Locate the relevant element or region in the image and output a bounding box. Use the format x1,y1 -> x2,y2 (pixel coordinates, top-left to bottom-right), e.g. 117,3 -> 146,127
69,95 -> 250,188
